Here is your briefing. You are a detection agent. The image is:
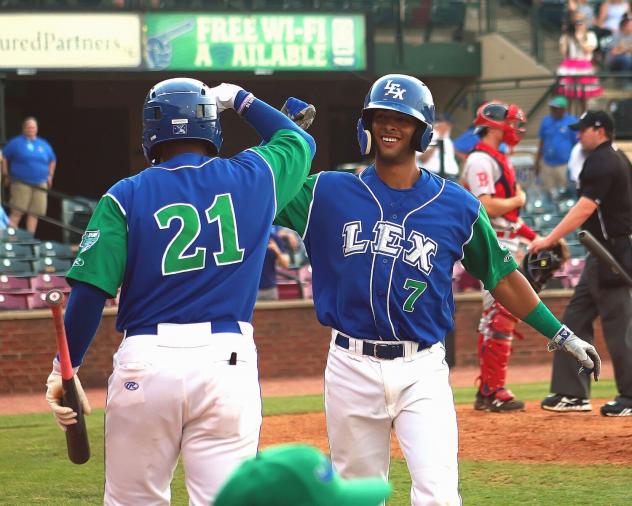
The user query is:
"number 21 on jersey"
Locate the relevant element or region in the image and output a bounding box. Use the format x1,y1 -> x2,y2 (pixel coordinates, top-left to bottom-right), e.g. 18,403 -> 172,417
154,193 -> 244,275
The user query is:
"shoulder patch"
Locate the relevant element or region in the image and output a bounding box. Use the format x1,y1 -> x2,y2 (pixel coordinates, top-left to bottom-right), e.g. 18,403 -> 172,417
79,230 -> 100,253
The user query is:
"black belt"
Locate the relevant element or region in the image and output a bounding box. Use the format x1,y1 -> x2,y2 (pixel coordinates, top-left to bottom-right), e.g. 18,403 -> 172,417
126,321 -> 242,338
334,333 -> 430,360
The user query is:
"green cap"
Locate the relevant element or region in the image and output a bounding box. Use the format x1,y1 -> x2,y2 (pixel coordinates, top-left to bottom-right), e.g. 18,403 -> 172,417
548,96 -> 568,109
214,444 -> 392,506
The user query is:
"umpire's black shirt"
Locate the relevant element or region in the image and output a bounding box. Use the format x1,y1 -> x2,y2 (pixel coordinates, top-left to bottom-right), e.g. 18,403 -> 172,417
579,140 -> 632,242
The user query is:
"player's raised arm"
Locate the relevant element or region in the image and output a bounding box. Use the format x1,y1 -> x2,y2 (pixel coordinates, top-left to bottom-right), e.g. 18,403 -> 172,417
461,205 -> 601,379
210,84 -> 316,214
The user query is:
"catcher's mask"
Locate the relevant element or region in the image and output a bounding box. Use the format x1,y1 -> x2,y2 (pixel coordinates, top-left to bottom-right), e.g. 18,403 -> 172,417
521,248 -> 564,293
474,101 -> 526,147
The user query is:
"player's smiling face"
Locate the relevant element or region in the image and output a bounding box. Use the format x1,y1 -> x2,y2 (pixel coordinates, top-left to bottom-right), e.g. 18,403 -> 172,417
371,109 -> 417,161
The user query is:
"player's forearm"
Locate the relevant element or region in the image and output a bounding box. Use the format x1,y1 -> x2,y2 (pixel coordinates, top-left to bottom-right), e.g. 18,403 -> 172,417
64,281 -> 107,368
479,195 -> 522,218
546,197 -> 596,244
239,93 -> 315,156
491,270 -> 562,338
276,252 -> 290,269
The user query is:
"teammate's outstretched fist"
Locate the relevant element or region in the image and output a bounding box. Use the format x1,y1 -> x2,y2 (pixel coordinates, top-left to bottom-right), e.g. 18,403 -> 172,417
281,97 -> 316,130
210,83 -> 245,113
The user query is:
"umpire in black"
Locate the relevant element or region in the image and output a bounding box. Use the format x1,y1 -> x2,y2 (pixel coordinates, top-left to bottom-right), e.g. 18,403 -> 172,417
529,110 -> 632,417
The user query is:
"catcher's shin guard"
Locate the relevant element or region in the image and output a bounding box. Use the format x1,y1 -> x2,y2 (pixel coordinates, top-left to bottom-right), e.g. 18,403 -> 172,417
476,302 -> 524,411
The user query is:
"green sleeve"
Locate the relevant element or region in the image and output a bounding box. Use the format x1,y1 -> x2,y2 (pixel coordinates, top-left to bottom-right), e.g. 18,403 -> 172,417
251,129 -> 312,215
274,174 -> 319,237
66,195 -> 127,297
461,205 -> 518,290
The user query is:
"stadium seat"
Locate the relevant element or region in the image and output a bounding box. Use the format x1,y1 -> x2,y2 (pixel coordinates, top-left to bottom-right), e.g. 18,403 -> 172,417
0,227 -> 36,243
27,291 -> 51,310
32,257 -> 72,275
0,274 -> 31,292
0,243 -> 37,260
29,273 -> 69,292
567,241 -> 586,258
0,258 -> 34,276
424,0 -> 466,41
37,241 -> 74,259
0,292 -> 28,311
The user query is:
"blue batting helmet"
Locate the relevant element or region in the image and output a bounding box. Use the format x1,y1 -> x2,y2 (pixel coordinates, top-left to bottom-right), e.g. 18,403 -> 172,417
357,74 -> 435,155
142,77 -> 222,164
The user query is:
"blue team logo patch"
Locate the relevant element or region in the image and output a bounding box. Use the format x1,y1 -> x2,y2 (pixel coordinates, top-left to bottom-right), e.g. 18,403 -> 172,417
124,381 -> 139,391
79,230 -> 100,253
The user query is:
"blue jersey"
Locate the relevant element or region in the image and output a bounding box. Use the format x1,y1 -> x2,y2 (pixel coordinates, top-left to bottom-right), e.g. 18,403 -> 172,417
2,135 -> 56,184
276,166 -> 517,345
67,129 -> 312,332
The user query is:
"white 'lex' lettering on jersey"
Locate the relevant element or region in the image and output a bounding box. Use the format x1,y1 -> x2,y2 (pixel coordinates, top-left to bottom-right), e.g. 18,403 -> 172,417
342,221 -> 369,256
342,221 -> 437,274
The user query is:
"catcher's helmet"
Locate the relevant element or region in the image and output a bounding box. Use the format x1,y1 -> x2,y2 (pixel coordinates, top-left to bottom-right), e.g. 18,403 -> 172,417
142,78 -> 222,164
474,101 -> 526,147
521,248 -> 564,293
357,74 -> 435,155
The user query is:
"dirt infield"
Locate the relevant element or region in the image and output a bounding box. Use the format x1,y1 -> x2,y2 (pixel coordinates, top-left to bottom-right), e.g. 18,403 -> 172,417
260,400 -> 632,466
4,362 -> 629,466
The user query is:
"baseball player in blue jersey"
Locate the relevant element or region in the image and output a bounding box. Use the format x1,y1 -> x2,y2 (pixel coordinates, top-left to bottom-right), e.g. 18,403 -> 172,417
275,74 -> 601,505
43,78 -> 315,505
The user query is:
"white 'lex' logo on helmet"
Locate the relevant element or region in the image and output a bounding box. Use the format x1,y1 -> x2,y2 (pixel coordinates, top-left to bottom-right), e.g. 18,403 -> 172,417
384,80 -> 406,100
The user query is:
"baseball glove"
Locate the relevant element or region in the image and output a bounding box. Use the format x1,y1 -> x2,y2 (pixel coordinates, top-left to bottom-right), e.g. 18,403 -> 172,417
281,97 -> 316,130
521,238 -> 570,293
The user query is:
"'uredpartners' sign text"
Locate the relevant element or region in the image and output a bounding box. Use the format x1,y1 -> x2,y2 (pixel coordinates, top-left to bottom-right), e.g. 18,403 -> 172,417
0,14 -> 141,69
144,13 -> 366,71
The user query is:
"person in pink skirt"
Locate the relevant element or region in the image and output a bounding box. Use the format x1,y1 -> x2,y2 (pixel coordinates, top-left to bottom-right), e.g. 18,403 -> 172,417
557,11 -> 603,113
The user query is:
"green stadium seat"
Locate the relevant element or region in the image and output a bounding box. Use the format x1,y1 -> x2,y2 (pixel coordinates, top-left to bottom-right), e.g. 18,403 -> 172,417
32,257 -> 72,275
37,241 -> 74,259
425,0 -> 467,42
0,243 -> 37,260
0,258 -> 34,276
0,227 -> 36,243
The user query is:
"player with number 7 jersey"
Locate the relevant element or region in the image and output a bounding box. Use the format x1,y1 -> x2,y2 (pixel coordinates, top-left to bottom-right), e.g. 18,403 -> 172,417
275,74 -> 600,505
49,78 -> 315,505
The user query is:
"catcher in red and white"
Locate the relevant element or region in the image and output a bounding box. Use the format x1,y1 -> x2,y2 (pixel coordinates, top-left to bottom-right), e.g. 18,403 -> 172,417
462,101 -> 566,412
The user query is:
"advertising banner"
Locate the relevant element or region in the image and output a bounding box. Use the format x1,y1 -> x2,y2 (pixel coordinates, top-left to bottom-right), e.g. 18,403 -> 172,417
0,14 -> 142,69
144,13 -> 366,71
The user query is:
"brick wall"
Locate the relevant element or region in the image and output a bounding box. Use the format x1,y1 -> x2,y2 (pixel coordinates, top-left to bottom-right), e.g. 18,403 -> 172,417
0,292 -> 606,394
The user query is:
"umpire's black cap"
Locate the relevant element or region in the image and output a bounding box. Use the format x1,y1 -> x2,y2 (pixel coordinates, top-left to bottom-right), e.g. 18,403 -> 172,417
570,110 -> 614,134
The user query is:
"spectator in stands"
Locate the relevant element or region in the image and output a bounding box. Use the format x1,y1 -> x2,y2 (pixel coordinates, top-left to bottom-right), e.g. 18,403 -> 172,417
597,0 -> 630,36
606,14 -> 632,89
1,117 -> 56,235
257,225 -> 290,301
557,11 -> 603,113
567,141 -> 588,193
454,122 -> 509,163
416,113 -> 460,181
568,0 -> 597,29
535,96 -> 578,195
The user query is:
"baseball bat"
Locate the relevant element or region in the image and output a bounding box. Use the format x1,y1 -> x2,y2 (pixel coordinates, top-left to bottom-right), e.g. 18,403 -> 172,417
46,289 -> 90,465
578,230 -> 632,288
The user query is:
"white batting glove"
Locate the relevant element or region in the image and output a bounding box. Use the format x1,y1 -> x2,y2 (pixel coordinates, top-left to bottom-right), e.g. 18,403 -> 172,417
209,83 -> 245,114
548,325 -> 601,381
45,359 -> 91,432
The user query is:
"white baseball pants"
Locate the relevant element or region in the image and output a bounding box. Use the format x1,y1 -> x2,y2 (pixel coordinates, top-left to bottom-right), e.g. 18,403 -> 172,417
325,334 -> 461,506
104,322 -> 262,506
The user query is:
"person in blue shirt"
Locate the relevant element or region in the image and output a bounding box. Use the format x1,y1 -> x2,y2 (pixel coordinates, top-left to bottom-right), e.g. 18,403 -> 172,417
534,96 -> 578,194
453,124 -> 509,163
258,226 -> 291,301
1,117 -> 56,234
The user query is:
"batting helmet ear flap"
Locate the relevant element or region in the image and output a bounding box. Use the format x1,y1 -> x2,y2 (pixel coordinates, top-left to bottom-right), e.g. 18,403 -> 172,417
357,117 -> 372,156
416,122 -> 433,152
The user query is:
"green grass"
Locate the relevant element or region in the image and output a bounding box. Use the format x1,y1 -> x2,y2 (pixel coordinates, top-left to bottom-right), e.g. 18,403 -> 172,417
263,379 -> 618,416
0,379 -> 623,505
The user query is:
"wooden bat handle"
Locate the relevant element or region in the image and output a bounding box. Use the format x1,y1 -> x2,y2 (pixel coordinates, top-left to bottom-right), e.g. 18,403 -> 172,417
46,289 -> 91,464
